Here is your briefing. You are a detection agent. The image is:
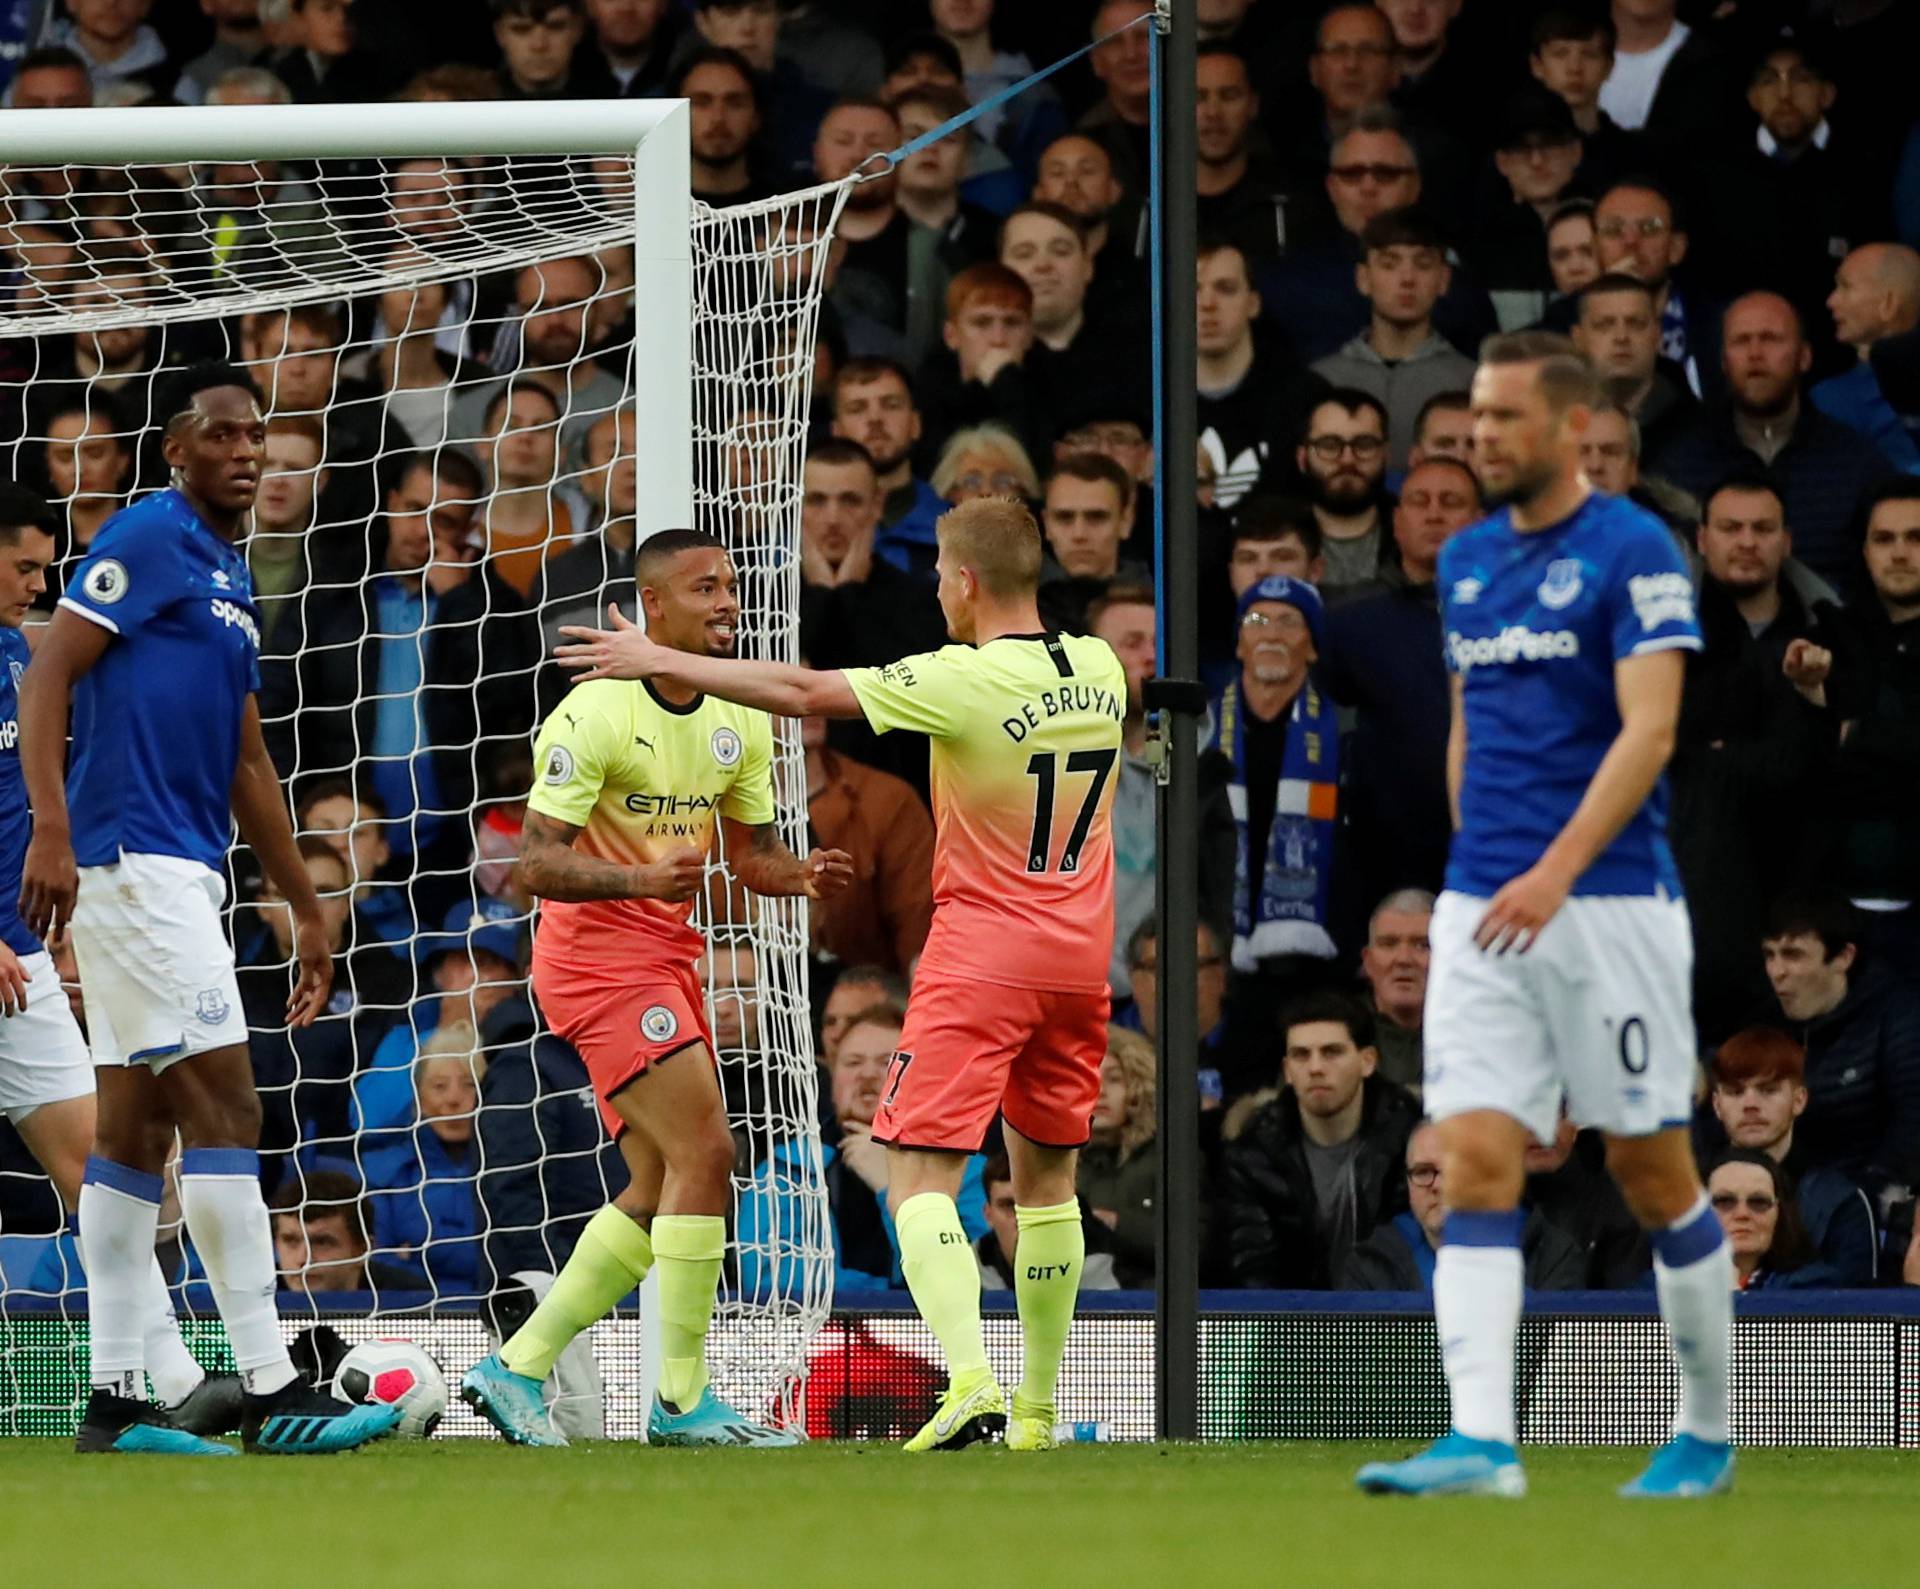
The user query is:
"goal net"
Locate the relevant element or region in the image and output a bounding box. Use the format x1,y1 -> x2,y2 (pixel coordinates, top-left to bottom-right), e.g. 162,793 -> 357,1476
0,101 -> 850,1437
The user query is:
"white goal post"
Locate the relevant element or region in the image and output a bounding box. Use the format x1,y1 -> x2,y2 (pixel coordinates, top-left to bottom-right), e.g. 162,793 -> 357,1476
0,99 -> 851,1437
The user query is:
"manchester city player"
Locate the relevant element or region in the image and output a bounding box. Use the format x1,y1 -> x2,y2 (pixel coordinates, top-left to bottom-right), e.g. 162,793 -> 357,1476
19,365 -> 402,1456
1356,334 -> 1733,1500
0,483 -> 242,1448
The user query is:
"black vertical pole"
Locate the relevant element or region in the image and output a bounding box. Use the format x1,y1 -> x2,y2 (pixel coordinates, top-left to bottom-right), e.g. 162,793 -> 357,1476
1152,0 -> 1201,1443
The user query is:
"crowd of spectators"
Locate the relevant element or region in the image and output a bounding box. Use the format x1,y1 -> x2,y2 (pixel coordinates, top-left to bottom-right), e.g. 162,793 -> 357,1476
0,0 -> 1919,1304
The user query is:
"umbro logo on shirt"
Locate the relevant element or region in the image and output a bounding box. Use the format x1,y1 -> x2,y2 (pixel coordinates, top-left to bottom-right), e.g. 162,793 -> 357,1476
1451,577 -> 1483,605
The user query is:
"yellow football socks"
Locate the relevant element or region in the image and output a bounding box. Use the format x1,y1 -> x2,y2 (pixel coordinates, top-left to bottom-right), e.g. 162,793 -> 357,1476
652,1214 -> 726,1411
1012,1200 -> 1082,1406
896,1191 -> 991,1380
500,1204 -> 653,1382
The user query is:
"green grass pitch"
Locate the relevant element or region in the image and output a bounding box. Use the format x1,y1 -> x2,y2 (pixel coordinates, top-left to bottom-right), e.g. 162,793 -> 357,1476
2,1440 -> 1914,1589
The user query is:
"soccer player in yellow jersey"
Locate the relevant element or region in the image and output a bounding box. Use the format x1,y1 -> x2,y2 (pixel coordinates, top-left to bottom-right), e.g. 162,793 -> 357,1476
559,498 -> 1127,1451
462,528 -> 852,1447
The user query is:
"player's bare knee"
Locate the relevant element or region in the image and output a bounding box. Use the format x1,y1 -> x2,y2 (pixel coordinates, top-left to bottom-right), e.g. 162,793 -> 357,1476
666,1117 -> 736,1200
611,1185 -> 658,1229
1440,1138 -> 1524,1209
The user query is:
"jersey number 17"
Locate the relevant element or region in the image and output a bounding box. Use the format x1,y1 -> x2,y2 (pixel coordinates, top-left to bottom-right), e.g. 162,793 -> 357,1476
1024,749 -> 1117,875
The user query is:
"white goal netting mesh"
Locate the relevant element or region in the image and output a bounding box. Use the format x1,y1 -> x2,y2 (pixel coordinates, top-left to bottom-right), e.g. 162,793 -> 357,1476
0,147 -> 853,1435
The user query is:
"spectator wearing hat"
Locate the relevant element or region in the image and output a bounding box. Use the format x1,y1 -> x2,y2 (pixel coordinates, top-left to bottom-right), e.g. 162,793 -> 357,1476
1471,85 -> 1589,331
1311,207 -> 1474,471
1694,31 -> 1887,338
1206,575 -> 1341,975
1320,455 -> 1480,906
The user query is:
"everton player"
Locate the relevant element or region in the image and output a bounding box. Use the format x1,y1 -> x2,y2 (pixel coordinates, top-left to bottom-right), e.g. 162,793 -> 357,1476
1355,334 -> 1732,1499
20,366 -> 401,1455
556,498 -> 1125,1453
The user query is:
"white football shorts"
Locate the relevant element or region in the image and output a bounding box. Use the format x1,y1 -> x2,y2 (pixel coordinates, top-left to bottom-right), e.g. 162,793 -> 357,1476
71,851 -> 248,1071
0,949 -> 94,1124
1422,888 -> 1698,1143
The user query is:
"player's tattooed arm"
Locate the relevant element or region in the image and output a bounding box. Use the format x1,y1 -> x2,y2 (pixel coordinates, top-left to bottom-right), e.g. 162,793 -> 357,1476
722,818 -> 854,901
519,808 -> 706,903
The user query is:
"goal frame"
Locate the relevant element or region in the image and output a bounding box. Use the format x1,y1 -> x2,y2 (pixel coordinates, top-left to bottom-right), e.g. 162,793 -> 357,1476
0,98 -> 694,535
0,98 -> 847,1432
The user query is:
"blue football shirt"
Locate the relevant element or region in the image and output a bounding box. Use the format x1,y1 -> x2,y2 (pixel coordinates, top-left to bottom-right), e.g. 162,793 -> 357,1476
1439,491 -> 1702,899
0,624 -> 37,955
59,490 -> 262,872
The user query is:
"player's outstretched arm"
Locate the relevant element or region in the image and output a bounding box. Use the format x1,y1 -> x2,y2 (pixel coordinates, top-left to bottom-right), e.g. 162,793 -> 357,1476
1475,649 -> 1685,954
17,608 -> 111,940
556,605 -> 864,720
722,818 -> 853,901
232,698 -> 333,1028
519,808 -> 706,903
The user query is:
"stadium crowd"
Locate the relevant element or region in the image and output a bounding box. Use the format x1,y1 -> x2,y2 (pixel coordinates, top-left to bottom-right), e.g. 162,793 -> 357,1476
0,0 -> 1918,1309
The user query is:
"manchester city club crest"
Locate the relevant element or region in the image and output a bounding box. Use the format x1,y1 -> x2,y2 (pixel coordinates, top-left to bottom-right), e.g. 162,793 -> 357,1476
640,1004 -> 679,1043
1537,558 -> 1584,610
195,988 -> 231,1026
711,726 -> 742,767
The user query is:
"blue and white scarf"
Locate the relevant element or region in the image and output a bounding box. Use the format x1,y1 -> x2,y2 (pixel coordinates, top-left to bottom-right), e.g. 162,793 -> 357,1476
1209,679 -> 1340,972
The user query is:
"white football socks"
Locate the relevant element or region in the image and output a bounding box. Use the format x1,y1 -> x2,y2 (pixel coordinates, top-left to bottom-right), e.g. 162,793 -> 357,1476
1651,1194 -> 1733,1445
77,1160 -> 161,1397
1434,1211 -> 1525,1447
142,1257 -> 207,1408
179,1150 -> 296,1397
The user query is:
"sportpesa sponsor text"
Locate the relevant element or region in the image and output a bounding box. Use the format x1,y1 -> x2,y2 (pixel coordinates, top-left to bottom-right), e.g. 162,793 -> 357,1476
1447,626 -> 1581,671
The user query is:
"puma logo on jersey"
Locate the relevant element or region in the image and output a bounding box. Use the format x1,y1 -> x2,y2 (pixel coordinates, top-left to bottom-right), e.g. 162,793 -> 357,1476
634,735 -> 655,754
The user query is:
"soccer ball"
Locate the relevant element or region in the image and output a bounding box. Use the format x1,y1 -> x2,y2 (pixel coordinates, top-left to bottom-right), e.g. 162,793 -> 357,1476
332,1337 -> 448,1438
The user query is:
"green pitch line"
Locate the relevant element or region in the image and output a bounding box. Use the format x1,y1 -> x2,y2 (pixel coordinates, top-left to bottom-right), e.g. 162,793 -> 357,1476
1,1441 -> 1912,1589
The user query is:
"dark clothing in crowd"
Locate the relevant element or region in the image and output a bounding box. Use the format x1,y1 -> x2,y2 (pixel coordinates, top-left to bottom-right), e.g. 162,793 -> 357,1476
1221,1078 -> 1420,1288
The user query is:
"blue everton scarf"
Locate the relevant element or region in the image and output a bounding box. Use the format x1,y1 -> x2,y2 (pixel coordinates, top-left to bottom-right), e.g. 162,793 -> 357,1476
1209,678 -> 1340,971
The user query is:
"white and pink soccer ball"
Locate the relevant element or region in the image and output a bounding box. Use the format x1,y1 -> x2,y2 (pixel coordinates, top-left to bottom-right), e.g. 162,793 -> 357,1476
331,1338 -> 449,1439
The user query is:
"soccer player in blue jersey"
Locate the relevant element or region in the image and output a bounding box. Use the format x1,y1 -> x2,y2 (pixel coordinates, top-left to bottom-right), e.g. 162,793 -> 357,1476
1356,333 -> 1734,1500
18,365 -> 402,1456
0,483 -> 244,1446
